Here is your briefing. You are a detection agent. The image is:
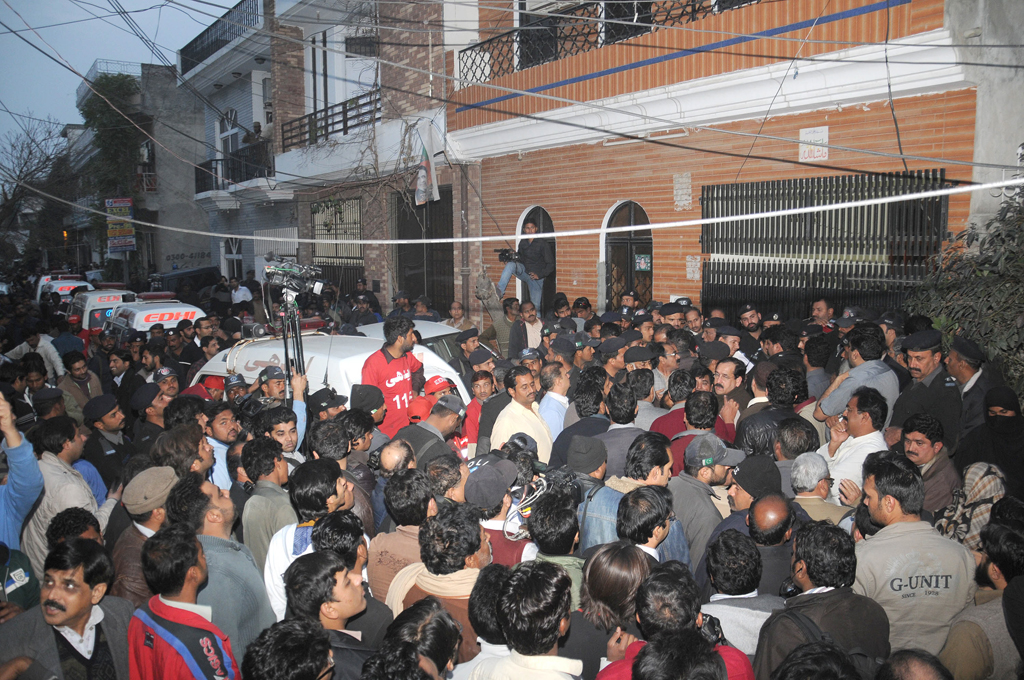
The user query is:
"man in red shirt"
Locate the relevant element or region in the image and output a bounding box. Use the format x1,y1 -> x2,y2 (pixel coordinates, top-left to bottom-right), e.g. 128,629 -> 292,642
361,316 -> 424,437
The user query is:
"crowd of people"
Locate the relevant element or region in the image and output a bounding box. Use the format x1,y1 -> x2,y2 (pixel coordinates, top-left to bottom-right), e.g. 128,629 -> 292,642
0,263 -> 1023,680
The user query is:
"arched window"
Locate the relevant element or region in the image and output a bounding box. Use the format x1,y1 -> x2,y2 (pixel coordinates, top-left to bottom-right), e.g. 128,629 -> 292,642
515,206 -> 556,312
604,201 -> 652,311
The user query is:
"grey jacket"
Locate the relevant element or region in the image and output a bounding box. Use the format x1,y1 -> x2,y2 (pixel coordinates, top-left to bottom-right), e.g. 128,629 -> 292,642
197,534 -> 277,660
0,596 -> 134,680
667,473 -> 724,566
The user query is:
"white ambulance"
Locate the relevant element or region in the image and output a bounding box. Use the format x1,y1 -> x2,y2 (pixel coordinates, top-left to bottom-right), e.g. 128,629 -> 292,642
104,293 -> 204,346
39,277 -> 94,304
189,331 -> 470,403
69,287 -> 132,330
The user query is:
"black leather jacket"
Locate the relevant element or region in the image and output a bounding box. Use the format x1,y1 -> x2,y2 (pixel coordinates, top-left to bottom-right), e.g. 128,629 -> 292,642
735,406 -> 798,457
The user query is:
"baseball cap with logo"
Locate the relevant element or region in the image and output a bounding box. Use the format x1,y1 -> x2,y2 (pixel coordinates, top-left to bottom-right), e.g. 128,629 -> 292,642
518,348 -> 542,362
436,394 -> 466,418
310,387 -> 347,414
684,434 -> 746,469
225,374 -> 247,391
465,459 -> 518,510
154,367 -> 177,383
574,331 -> 601,349
425,375 -> 451,395
259,366 -> 286,384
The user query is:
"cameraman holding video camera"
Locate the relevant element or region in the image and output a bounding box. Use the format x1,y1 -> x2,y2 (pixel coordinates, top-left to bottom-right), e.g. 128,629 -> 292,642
495,220 -> 554,314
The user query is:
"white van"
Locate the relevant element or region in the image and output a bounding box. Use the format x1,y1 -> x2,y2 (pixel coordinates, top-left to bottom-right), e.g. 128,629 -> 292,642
40,278 -> 93,304
69,289 -> 132,330
34,272 -> 85,302
190,332 -> 470,403
104,296 -> 204,347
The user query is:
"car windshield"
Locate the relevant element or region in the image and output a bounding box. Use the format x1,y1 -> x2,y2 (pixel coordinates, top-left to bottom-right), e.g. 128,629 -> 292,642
415,333 -> 459,363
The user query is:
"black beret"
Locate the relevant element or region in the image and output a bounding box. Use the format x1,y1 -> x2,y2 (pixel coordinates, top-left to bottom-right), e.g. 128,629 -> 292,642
455,328 -> 479,343
902,329 -> 943,352
83,394 -> 119,423
950,336 -> 985,363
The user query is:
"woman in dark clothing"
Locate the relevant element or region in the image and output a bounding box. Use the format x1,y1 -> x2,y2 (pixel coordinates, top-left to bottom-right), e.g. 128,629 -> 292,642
954,386 -> 1024,500
558,540 -> 649,680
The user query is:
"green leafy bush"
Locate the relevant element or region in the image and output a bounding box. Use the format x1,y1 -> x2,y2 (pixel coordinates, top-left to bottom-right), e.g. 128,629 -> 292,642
906,199 -> 1024,394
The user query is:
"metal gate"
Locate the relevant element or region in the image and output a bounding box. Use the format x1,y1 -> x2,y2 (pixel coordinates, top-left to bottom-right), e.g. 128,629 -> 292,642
393,186 -> 455,312
311,197 -> 364,292
700,170 -> 949,319
606,201 -> 653,310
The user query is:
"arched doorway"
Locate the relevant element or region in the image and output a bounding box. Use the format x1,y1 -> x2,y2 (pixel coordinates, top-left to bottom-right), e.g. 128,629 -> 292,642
604,201 -> 652,311
515,206 -> 556,313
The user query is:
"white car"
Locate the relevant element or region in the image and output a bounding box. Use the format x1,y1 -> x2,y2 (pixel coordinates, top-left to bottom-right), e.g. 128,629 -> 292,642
104,295 -> 204,347
191,331 -> 470,403
357,320 -> 464,365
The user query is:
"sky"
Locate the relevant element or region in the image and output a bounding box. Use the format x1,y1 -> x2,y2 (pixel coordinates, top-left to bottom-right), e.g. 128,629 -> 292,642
0,0 -> 213,141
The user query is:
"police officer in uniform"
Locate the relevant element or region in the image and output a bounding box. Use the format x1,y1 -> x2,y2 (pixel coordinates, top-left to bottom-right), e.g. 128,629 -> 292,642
131,383 -> 167,458
885,329 -> 963,453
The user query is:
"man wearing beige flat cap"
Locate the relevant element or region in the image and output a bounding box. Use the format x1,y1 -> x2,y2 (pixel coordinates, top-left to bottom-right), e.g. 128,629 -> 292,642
111,466 -> 178,607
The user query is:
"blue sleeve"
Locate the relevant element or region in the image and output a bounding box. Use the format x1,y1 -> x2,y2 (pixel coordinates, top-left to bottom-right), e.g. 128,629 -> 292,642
294,400 -> 307,451
0,436 -> 45,549
658,518 -> 692,571
72,460 -> 108,505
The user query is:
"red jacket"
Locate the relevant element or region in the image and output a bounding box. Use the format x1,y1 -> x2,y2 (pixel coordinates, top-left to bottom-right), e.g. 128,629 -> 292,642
597,640 -> 754,680
129,596 -> 239,680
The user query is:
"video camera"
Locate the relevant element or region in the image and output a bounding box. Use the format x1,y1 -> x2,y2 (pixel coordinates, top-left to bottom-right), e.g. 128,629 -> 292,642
264,263 -> 329,296
495,248 -> 520,264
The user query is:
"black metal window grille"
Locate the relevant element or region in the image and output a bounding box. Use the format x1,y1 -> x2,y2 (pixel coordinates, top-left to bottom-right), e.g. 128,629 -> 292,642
605,2 -> 653,44
311,198 -> 364,292
180,0 -> 261,76
700,170 -> 949,319
460,0 -> 759,84
392,187 -> 455,313
345,36 -> 378,58
606,201 -> 653,311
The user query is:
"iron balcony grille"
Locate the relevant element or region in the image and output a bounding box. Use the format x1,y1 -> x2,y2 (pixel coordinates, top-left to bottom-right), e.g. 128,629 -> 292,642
699,170 -> 949,320
459,0 -> 759,84
280,89 -> 382,152
195,139 -> 274,194
180,0 -> 262,77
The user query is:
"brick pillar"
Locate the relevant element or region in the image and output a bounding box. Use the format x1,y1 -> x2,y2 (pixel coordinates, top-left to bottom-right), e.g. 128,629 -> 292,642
269,0 -> 304,157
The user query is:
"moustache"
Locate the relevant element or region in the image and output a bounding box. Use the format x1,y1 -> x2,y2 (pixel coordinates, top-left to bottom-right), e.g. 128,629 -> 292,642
43,600 -> 66,612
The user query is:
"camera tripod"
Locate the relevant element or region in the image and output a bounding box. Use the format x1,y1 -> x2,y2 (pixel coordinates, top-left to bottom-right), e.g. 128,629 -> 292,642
277,288 -> 307,406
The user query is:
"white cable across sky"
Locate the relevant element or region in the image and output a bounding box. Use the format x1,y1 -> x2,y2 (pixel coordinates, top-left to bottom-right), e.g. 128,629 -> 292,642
15,175 -> 1024,246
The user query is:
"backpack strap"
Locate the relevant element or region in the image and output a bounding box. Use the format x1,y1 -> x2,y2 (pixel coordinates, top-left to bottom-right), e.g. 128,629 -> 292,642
781,609 -> 831,645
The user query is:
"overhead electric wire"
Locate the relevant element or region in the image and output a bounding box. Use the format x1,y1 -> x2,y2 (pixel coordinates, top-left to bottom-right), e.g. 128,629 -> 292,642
8,170 -> 1023,246
883,0 -> 909,173
735,0 -> 829,180
163,0 -> 1022,172
171,0 -> 1024,51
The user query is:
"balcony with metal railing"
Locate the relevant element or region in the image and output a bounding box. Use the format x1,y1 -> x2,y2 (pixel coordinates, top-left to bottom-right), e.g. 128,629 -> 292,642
195,139 -> 274,194
280,89 -> 382,152
459,0 -> 758,83
76,60 -> 142,108
179,0 -> 263,78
